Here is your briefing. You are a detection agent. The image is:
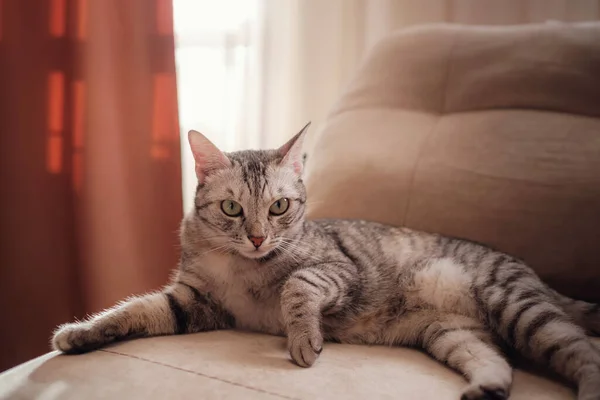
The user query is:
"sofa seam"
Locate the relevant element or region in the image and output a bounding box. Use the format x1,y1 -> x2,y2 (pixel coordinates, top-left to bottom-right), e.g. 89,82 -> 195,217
400,30 -> 459,225
99,349 -> 300,400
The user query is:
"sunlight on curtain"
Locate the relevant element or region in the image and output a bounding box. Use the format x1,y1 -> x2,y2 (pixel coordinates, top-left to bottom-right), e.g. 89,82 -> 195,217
173,0 -> 262,212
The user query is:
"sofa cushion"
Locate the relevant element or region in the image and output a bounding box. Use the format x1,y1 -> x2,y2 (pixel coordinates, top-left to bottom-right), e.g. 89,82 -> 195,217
305,22 -> 600,301
0,331 -> 583,400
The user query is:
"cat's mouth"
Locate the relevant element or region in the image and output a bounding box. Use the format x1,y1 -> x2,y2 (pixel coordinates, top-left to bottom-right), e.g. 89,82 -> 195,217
239,246 -> 275,259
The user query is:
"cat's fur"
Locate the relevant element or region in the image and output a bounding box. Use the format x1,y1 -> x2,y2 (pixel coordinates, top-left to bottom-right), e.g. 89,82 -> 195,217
53,125 -> 600,400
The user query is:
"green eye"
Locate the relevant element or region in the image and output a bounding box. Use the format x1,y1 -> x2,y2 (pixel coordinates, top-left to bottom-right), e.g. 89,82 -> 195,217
269,198 -> 290,216
221,200 -> 243,217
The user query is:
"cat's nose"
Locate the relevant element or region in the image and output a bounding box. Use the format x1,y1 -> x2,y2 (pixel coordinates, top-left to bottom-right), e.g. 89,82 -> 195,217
248,236 -> 265,249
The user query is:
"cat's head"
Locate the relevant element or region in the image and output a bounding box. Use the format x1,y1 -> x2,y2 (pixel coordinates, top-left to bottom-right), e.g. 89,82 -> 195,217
185,124 -> 310,260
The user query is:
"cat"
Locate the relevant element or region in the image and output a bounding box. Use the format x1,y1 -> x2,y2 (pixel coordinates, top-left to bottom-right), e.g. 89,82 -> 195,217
52,124 -> 600,400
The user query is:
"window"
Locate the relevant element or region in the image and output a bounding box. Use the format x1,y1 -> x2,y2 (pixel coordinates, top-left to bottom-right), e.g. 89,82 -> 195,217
173,0 -> 262,211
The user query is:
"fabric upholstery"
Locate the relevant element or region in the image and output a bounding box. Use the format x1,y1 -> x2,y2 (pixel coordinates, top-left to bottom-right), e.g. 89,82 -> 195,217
0,332 -> 590,400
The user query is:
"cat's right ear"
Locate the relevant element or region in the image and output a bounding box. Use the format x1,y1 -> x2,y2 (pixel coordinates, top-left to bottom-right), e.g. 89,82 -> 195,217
278,122 -> 311,176
188,130 -> 231,184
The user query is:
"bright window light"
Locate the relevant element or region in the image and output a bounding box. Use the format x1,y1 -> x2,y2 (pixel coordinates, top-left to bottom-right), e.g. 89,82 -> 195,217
173,0 -> 260,212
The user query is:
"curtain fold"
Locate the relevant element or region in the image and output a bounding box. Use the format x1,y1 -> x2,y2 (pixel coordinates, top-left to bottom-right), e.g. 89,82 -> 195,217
0,0 -> 182,371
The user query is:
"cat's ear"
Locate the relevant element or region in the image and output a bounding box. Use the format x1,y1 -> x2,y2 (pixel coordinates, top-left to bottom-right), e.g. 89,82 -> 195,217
188,130 -> 231,184
278,122 -> 311,176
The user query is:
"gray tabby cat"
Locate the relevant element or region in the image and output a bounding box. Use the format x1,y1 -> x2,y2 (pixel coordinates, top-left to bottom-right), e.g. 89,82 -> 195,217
53,124 -> 600,400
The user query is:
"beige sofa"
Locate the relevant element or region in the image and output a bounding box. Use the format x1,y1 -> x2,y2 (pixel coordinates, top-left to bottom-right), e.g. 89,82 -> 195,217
2,22 -> 599,400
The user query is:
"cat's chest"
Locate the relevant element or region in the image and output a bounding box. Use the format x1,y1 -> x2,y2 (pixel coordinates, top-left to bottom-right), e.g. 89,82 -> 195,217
201,253 -> 285,335
219,283 -> 284,335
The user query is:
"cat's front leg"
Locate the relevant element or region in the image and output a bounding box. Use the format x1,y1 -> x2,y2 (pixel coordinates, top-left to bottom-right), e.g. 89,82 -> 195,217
52,282 -> 233,354
280,264 -> 356,367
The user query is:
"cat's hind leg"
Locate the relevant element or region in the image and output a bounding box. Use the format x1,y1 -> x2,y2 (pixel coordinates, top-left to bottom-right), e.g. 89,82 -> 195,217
390,312 -> 512,400
423,316 -> 511,400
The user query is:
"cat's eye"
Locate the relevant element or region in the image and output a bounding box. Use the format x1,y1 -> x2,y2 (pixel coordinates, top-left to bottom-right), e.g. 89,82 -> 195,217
221,200 -> 243,217
269,198 -> 289,216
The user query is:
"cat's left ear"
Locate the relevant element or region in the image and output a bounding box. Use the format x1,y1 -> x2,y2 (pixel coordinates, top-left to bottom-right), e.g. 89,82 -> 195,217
278,122 -> 311,176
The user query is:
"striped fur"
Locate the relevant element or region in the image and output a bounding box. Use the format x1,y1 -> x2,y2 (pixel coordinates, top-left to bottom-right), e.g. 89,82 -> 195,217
52,128 -> 600,400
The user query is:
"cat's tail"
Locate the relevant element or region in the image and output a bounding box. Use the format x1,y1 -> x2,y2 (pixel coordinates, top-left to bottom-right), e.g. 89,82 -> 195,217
550,289 -> 600,336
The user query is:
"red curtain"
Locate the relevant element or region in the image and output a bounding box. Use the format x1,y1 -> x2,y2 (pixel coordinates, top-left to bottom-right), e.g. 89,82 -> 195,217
0,0 -> 183,371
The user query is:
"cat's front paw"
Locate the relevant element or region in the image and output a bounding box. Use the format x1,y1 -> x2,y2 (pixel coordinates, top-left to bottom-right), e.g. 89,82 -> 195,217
52,322 -> 115,354
287,327 -> 323,368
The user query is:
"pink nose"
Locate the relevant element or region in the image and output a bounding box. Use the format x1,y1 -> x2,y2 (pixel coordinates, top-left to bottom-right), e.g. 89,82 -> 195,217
248,236 -> 265,248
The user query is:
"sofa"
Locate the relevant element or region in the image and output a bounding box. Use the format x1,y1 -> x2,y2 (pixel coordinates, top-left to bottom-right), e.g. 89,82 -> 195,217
1,22 -> 599,400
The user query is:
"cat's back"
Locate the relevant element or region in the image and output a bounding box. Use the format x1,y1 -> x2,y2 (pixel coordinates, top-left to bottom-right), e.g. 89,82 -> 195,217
308,218 -> 495,267
309,218 -> 406,243
305,218 -> 441,294
308,218 -> 438,265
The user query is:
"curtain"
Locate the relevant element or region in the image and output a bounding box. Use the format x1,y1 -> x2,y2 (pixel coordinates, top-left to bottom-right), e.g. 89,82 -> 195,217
0,0 -> 182,371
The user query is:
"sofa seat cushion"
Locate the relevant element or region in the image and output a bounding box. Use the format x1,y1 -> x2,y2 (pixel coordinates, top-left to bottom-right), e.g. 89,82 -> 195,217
0,331 -> 589,399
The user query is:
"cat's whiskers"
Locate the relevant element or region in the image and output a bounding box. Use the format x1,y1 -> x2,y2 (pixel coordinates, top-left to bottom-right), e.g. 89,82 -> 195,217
189,235 -> 231,243
276,244 -> 303,265
277,237 -> 314,254
278,243 -> 313,259
199,243 -> 231,257
277,241 -> 313,258
186,235 -> 233,250
276,239 -> 321,263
